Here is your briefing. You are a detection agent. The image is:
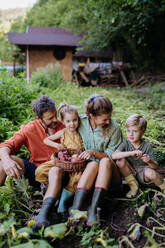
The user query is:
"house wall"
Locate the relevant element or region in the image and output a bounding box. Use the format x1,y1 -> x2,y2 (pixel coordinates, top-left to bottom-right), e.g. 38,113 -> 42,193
27,47 -> 73,81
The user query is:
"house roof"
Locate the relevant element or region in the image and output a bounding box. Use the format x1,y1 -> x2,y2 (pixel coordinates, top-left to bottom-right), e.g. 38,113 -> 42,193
8,26 -> 79,47
8,26 -> 112,58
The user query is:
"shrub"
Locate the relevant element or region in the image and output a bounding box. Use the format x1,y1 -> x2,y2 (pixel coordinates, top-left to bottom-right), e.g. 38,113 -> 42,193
0,69 -> 38,140
30,63 -> 64,89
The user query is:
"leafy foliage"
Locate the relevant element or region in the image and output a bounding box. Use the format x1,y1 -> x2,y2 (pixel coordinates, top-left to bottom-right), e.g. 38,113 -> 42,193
30,63 -> 64,89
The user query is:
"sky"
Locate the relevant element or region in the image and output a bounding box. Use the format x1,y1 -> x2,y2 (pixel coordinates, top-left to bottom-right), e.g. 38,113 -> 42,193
0,0 -> 38,10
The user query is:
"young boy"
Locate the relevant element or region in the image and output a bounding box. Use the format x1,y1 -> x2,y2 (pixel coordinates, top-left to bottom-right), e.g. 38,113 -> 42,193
112,114 -> 165,198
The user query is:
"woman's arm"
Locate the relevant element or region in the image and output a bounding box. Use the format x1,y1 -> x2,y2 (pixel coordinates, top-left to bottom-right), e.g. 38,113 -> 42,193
43,129 -> 65,149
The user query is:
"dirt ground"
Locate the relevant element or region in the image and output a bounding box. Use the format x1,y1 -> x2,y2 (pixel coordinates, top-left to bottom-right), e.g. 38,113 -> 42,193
30,166 -> 165,248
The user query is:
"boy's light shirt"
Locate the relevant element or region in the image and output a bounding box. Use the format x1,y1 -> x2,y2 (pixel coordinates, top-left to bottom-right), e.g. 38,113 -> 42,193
79,114 -> 123,161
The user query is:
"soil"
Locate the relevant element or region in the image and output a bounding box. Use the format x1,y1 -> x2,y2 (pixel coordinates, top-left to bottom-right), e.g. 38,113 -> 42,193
30,167 -> 165,248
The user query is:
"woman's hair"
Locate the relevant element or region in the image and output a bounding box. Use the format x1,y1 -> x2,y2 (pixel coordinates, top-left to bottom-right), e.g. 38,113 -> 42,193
85,95 -> 113,116
58,103 -> 79,121
126,114 -> 147,132
32,95 -> 56,118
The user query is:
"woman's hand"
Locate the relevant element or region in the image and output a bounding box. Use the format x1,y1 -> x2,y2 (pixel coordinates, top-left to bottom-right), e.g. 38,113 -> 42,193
79,150 -> 94,160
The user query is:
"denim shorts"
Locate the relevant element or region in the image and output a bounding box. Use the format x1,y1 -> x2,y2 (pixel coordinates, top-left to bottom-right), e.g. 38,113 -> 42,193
22,159 -> 41,189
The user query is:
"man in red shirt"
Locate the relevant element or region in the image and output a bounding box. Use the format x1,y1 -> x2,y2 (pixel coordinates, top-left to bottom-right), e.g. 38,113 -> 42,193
0,95 -> 65,229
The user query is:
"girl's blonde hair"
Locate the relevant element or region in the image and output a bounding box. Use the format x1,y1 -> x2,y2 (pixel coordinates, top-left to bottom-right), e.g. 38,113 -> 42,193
58,103 -> 79,121
126,114 -> 147,132
85,95 -> 113,116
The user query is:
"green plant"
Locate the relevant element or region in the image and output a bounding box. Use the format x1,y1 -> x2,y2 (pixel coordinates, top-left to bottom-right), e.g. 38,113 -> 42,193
77,225 -> 118,248
30,63 -> 64,89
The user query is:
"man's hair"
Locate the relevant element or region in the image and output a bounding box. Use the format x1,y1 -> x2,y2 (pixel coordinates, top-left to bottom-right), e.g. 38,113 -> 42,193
126,114 -> 147,132
32,95 -> 56,118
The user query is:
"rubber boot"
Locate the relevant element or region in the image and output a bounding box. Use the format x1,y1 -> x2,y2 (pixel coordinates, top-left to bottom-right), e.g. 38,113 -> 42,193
69,188 -> 88,215
87,188 -> 106,226
58,189 -> 74,213
32,197 -> 55,230
125,174 -> 139,198
158,181 -> 165,194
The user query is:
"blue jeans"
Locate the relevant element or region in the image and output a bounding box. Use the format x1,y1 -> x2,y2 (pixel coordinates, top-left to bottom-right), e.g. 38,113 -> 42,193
23,159 -> 40,189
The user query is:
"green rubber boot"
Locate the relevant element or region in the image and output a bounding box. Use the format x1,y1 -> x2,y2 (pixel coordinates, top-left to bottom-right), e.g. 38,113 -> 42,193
87,188 -> 106,226
32,197 -> 55,230
58,189 -> 74,213
69,188 -> 88,215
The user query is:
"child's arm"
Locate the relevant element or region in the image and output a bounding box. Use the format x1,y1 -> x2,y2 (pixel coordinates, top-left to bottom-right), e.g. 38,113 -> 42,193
112,149 -> 143,160
141,154 -> 159,169
43,129 -> 65,149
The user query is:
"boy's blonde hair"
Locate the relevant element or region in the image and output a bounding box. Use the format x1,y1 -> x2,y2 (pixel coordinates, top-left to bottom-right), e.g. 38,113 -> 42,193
126,114 -> 147,132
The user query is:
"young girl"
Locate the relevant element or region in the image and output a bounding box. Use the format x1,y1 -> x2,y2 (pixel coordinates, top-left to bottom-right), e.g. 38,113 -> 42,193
35,103 -> 84,213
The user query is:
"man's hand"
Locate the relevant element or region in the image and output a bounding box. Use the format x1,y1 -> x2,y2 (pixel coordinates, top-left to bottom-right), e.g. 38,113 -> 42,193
131,150 -> 143,157
2,158 -> 22,179
79,150 -> 94,160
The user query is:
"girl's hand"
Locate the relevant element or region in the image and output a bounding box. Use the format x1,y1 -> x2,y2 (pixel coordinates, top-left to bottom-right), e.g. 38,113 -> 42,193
141,154 -> 150,163
131,150 -> 143,157
79,150 -> 93,160
57,144 -> 65,150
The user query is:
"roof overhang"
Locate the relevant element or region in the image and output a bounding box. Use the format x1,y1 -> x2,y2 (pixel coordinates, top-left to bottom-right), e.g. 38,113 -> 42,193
8,32 -> 79,47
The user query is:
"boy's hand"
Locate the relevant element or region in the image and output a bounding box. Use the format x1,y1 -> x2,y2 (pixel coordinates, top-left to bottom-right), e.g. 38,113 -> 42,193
131,150 -> 143,157
141,154 -> 150,163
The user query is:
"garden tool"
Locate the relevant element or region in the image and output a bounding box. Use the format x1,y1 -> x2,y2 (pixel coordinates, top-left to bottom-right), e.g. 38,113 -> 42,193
87,188 -> 106,226
125,174 -> 139,198
57,188 -> 74,213
32,197 -> 55,230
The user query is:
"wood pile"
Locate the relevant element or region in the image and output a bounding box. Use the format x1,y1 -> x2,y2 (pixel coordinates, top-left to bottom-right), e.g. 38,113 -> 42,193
72,63 -> 165,87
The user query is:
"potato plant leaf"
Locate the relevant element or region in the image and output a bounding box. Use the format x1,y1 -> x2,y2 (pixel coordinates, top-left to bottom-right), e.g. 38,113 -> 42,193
44,222 -> 67,240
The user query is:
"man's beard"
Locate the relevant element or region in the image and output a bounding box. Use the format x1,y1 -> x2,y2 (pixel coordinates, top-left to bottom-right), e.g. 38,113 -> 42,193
41,120 -> 58,129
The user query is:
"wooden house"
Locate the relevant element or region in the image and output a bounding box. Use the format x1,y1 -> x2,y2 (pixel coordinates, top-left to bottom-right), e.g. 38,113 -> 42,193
8,26 -> 113,82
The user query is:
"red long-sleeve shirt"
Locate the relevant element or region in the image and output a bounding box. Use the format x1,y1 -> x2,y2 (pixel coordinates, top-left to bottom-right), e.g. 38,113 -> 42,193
0,119 -> 65,167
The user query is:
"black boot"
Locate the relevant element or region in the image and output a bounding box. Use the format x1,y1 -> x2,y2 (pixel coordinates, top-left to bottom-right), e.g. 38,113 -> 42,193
32,197 -> 55,230
87,188 -> 106,226
69,188 -> 88,215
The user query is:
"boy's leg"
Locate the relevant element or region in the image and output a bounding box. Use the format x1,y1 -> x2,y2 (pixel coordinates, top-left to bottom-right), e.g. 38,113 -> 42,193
116,158 -> 139,198
144,168 -> 165,193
